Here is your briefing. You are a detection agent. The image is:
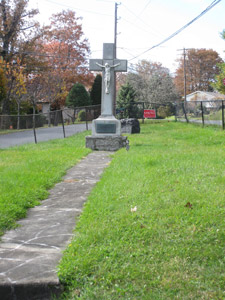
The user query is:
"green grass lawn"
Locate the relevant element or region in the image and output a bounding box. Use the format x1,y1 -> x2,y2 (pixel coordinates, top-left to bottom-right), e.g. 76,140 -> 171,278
204,109 -> 223,121
0,131 -> 91,236
58,122 -> 225,300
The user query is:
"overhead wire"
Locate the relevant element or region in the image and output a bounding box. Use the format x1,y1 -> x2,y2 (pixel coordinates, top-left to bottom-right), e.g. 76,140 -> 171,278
41,0 -> 113,17
1,0 -> 221,73
0,47 -> 93,61
0,60 -> 88,72
121,17 -> 162,39
138,0 -> 153,16
128,0 -> 222,62
121,2 -> 163,38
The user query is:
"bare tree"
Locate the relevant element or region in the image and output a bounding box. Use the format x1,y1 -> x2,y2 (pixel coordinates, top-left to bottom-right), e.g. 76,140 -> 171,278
127,60 -> 179,104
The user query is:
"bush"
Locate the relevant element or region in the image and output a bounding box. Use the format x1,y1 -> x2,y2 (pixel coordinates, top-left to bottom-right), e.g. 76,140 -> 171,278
77,110 -> 86,122
157,105 -> 174,119
66,83 -> 90,108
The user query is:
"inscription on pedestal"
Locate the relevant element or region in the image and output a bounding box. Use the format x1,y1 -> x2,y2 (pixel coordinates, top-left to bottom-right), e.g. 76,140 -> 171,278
96,123 -> 116,134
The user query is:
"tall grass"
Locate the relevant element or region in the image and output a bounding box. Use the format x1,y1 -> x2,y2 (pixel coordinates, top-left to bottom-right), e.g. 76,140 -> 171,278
58,122 -> 225,299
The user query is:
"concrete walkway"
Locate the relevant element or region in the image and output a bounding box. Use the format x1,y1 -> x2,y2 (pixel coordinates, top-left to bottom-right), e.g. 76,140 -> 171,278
0,151 -> 112,300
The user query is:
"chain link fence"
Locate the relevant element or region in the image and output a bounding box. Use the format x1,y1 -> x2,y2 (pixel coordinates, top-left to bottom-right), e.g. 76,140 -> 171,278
0,105 -> 101,144
1,100 -> 224,142
0,105 -> 101,130
175,100 -> 225,130
115,100 -> 224,130
116,101 -> 176,122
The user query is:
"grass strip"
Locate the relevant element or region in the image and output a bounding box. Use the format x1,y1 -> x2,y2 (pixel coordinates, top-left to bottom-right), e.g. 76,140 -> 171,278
58,122 -> 225,300
0,131 -> 91,236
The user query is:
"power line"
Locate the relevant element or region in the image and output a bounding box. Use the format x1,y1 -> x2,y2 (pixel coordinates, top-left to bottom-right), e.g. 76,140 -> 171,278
137,0 -> 153,18
121,2 -> 163,39
0,60 -> 88,72
121,17 -> 163,39
128,0 -> 222,62
0,48 -> 90,62
41,0 -> 112,17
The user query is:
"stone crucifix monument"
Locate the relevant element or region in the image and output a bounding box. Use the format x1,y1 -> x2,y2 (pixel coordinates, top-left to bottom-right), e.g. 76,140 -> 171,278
86,43 -> 128,151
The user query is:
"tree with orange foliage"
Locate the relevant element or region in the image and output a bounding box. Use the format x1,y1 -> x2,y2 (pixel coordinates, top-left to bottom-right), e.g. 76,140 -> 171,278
1,59 -> 26,106
0,0 -> 46,114
39,10 -> 94,107
174,49 -> 222,96
11,61 -> 27,129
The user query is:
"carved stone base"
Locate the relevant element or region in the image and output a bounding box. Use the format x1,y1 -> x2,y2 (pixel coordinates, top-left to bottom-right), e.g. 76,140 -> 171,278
86,135 -> 127,151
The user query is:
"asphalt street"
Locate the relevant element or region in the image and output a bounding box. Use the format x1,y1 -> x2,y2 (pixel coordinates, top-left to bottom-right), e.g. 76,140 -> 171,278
0,123 -> 91,149
179,118 -> 223,127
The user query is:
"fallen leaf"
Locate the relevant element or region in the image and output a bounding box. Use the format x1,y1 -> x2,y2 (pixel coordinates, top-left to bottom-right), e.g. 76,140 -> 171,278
185,202 -> 193,209
64,179 -> 80,183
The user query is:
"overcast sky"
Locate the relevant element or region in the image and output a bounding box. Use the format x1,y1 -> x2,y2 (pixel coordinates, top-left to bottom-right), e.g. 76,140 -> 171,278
29,0 -> 225,74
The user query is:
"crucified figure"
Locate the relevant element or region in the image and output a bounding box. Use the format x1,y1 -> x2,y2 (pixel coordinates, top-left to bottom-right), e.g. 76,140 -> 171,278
96,62 -> 120,94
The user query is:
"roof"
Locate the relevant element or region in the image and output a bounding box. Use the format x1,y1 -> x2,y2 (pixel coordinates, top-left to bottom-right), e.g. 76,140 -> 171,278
36,98 -> 50,104
187,91 -> 225,100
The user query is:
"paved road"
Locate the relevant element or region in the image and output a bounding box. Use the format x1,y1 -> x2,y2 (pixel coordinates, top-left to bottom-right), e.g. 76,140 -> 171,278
178,118 -> 223,127
0,124 -> 91,149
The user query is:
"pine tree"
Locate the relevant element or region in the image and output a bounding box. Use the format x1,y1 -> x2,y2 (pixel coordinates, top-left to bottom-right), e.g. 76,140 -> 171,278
66,83 -> 90,108
117,82 -> 138,118
90,74 -> 102,105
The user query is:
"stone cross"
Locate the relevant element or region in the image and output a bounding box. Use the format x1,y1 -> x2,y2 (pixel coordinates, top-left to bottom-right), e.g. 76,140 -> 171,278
90,43 -> 127,117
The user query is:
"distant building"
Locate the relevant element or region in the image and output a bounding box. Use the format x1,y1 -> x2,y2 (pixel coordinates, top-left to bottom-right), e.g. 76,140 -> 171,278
186,91 -> 225,108
37,99 -> 50,114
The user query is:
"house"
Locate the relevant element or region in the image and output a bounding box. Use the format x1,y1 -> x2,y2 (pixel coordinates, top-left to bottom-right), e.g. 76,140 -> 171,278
37,99 -> 51,114
186,91 -> 225,107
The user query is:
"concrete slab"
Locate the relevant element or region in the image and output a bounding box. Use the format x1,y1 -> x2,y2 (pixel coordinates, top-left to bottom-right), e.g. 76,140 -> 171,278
0,151 -> 112,300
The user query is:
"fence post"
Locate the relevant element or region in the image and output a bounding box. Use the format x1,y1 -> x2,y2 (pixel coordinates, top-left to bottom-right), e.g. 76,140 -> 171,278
61,110 -> 66,138
85,107 -> 88,130
48,110 -> 51,127
182,102 -> 189,123
33,113 -> 37,144
174,102 -> 177,122
142,102 -> 144,124
200,101 -> 204,127
222,100 -> 225,130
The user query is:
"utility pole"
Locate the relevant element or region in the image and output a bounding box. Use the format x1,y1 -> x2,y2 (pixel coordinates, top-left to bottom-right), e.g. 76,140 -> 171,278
178,48 -> 191,123
113,2 -> 120,115
183,48 -> 187,102
177,48 -> 188,101
114,2 -> 119,58
177,48 -> 194,101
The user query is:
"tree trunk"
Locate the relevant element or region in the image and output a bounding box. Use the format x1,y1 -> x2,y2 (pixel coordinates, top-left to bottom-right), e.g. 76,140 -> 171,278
32,104 -> 37,144
48,104 -> 51,127
17,102 -> 21,130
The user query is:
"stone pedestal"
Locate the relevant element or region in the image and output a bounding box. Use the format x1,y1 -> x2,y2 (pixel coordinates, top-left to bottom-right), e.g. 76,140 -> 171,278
86,115 -> 127,151
86,135 -> 127,151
